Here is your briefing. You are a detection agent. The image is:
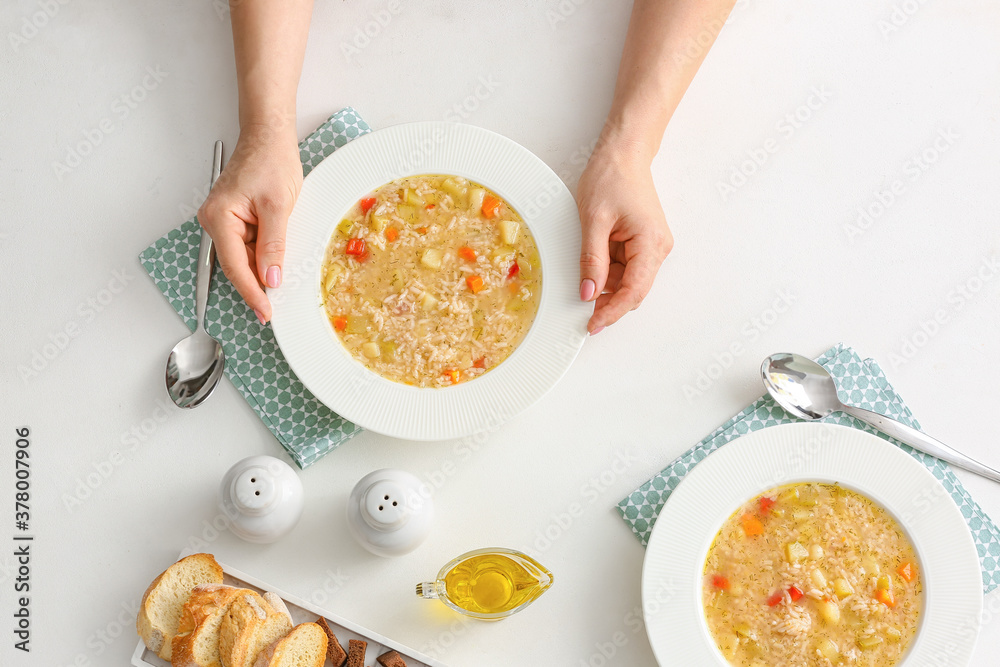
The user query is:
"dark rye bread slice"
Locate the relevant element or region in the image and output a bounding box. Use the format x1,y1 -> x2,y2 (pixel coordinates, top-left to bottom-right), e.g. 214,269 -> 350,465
346,639 -> 367,667
376,649 -> 407,667
315,617 -> 347,667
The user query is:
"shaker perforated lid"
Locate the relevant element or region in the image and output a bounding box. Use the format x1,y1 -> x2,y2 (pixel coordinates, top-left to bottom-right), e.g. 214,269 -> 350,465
231,466 -> 277,515
219,455 -> 304,544
347,469 -> 434,557
361,479 -> 410,530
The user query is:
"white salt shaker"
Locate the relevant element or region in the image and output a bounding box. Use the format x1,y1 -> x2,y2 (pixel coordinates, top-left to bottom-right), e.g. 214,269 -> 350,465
219,455 -> 304,543
347,469 -> 433,557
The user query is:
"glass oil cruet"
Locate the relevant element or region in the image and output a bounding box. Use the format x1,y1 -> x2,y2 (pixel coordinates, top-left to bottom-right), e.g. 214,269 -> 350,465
416,548 -> 553,620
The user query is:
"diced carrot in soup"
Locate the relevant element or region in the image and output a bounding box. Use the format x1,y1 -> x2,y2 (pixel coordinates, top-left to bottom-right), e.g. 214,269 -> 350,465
466,275 -> 484,293
481,194 -> 501,218
740,513 -> 764,536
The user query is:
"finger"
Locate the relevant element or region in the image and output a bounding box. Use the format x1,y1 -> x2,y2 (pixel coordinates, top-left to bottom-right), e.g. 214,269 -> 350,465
245,242 -> 262,286
241,223 -> 258,245
579,210 -> 614,302
610,241 -> 628,266
603,262 -> 626,294
588,247 -> 661,332
210,224 -> 272,322
593,291 -> 615,312
254,194 -> 293,290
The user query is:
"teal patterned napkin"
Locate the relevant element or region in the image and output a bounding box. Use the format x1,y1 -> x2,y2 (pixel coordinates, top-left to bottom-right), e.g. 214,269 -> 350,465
617,343 -> 1000,593
139,108 -> 371,468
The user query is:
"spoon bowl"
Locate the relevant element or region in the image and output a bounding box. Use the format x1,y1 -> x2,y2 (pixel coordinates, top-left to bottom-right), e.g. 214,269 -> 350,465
165,140 -> 226,409
166,329 -> 225,408
760,352 -> 841,420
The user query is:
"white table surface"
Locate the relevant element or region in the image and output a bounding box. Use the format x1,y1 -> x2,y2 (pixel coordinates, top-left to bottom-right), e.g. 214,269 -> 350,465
2,1 -> 999,665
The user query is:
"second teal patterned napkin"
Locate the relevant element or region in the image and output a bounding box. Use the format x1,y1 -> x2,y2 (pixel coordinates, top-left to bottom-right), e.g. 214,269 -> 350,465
617,343 -> 1000,593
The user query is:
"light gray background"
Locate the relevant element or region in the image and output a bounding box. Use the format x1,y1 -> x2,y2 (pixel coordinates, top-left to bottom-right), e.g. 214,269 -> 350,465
2,1 -> 999,665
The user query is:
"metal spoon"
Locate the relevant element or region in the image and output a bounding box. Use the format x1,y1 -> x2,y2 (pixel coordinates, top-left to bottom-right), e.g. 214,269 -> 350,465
762,352 -> 1000,484
165,140 -> 226,408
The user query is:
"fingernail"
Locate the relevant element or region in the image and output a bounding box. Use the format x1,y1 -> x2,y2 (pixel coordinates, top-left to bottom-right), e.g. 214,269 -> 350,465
590,326 -> 605,336
254,309 -> 266,325
580,278 -> 596,301
266,266 -> 281,289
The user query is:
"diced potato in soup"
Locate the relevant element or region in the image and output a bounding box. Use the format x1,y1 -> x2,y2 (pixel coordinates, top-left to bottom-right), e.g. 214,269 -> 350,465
703,483 -> 922,666
321,175 -> 542,387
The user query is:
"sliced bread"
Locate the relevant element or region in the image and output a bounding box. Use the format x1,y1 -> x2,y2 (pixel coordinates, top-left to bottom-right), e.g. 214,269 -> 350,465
250,622 -> 327,667
218,591 -> 293,667
315,617 -> 347,667
171,584 -> 248,667
261,592 -> 293,627
137,553 -> 224,660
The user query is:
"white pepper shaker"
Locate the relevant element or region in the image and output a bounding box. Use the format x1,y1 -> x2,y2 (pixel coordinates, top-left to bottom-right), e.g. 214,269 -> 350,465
219,455 -> 304,543
347,469 -> 433,557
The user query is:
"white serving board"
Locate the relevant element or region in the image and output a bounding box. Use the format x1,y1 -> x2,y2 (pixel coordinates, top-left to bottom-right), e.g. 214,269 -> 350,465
131,558 -> 448,667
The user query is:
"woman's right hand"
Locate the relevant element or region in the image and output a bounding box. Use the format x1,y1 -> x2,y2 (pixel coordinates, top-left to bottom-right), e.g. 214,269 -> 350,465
197,124 -> 303,323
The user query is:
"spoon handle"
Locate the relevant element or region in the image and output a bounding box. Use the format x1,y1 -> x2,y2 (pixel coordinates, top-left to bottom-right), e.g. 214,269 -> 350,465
843,404 -> 1000,484
195,141 -> 224,331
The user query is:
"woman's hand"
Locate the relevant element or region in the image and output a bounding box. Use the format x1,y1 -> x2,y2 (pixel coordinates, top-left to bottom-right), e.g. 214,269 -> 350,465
577,137 -> 674,334
574,0 -> 735,333
197,125 -> 302,323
